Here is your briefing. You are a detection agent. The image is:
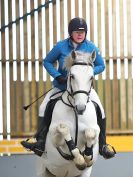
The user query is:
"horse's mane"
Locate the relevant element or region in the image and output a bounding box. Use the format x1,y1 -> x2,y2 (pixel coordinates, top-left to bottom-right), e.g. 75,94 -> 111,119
63,51 -> 94,70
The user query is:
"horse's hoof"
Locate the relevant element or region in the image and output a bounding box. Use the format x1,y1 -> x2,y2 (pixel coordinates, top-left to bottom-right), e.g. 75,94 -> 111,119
84,155 -> 93,167
86,160 -> 93,167
73,150 -> 87,170
76,163 -> 87,170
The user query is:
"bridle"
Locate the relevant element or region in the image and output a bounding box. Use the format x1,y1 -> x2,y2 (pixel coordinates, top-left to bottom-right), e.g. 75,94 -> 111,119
67,62 -> 93,99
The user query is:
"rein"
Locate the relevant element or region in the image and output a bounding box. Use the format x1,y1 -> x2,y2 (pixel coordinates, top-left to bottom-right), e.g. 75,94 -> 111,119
61,93 -> 78,146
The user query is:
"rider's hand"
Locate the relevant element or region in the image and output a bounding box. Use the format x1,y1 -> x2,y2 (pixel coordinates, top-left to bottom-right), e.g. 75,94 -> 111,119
56,76 -> 67,84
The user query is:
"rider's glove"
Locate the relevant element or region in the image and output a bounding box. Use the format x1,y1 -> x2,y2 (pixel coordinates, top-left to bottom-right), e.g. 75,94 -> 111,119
56,76 -> 67,84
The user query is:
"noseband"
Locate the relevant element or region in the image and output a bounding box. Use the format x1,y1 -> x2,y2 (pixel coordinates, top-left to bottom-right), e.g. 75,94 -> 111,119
68,62 -> 93,98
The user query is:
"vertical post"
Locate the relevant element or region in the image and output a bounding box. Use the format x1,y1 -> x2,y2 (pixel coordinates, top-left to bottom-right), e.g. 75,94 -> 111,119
4,0 -> 11,140
12,0 -> 17,81
49,0 -> 53,81
19,0 -> 24,81
93,0 -> 98,80
27,0 -> 32,82
101,0 -> 106,80
116,0 -> 121,79
49,1 -> 53,50
34,0 -> 39,82
123,0 -> 128,79
41,0 -> 46,82
55,0 -> 60,73
78,0 -> 82,18
131,0 -> 133,79
56,0 -> 61,42
64,0 -> 68,39
108,0 -> 113,80
86,0 -> 90,40
0,0 -> 3,140
71,0 -> 75,19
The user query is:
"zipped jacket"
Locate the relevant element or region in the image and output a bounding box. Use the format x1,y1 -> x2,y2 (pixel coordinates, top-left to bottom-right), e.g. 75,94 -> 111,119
43,38 -> 105,90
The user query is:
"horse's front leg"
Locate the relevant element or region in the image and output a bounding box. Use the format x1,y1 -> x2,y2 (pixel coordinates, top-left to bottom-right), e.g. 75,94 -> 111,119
84,128 -> 99,167
52,123 -> 87,170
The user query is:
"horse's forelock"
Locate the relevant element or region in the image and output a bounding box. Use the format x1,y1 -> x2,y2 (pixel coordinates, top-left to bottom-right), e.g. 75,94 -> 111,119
63,54 -> 74,70
63,51 -> 93,70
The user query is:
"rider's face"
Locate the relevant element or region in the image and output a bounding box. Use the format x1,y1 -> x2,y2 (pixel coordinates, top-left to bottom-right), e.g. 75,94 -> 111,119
71,31 -> 86,44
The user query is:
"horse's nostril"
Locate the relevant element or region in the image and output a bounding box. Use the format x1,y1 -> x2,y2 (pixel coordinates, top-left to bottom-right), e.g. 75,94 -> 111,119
75,105 -> 86,115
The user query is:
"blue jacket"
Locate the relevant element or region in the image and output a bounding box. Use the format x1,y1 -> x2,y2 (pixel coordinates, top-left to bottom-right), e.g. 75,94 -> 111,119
43,38 -> 105,90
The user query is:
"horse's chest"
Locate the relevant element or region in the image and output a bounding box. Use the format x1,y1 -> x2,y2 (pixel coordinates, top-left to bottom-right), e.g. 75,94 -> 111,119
50,101 -> 91,133
52,101 -> 75,123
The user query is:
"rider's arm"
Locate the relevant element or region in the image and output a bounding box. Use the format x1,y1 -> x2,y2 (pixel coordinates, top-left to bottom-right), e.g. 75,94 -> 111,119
43,42 -> 62,79
93,48 -> 105,75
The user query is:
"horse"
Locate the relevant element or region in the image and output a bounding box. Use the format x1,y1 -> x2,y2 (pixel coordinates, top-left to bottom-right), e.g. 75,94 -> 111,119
36,50 -> 100,177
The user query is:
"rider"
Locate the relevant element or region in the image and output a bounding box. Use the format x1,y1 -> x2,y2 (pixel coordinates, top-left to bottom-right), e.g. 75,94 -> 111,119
21,17 -> 116,159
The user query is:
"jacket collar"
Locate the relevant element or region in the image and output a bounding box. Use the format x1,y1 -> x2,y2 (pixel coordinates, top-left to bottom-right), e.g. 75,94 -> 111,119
68,38 -> 86,49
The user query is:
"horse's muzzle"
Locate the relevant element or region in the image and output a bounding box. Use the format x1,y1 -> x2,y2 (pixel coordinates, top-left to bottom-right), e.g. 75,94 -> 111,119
75,105 -> 86,115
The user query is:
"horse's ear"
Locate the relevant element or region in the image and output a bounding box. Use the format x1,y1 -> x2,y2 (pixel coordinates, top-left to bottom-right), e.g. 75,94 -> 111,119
71,50 -> 76,60
91,50 -> 96,62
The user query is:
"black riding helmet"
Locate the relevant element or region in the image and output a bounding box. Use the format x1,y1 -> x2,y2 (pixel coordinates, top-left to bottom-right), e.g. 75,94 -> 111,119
68,17 -> 88,37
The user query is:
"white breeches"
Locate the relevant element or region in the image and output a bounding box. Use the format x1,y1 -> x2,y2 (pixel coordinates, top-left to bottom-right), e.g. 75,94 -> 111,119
39,88 -> 105,119
39,87 -> 61,117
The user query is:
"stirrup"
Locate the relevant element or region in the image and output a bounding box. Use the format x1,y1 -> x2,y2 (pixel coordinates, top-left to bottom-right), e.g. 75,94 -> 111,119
21,138 -> 35,150
103,144 -> 116,154
102,144 -> 116,159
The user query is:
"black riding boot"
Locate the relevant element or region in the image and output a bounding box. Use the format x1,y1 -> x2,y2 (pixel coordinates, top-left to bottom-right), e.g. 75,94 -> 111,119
93,101 -> 116,159
21,116 -> 48,157
21,98 -> 59,156
98,118 -> 116,159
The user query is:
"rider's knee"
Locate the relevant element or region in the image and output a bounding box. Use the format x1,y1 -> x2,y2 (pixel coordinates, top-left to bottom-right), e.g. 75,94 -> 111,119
39,104 -> 46,117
